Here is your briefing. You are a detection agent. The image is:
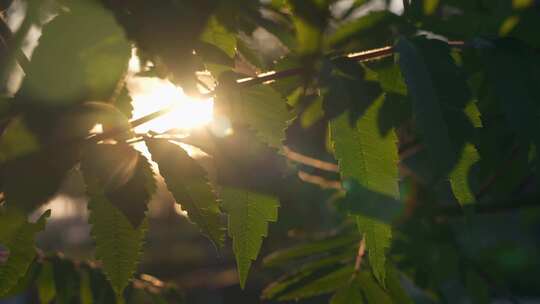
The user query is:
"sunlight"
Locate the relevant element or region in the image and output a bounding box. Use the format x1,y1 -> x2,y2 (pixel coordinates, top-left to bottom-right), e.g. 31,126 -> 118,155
126,50 -> 214,134
128,77 -> 214,134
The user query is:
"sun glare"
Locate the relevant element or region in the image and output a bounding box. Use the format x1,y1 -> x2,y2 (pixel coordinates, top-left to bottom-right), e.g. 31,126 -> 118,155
127,50 -> 214,134
128,77 -> 214,134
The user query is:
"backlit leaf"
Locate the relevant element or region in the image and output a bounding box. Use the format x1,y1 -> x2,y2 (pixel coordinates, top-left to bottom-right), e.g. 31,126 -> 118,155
18,0 -> 131,107
215,83 -> 293,149
221,187 -> 279,288
146,139 -> 225,247
83,162 -> 148,297
201,16 -> 237,58
449,143 -> 480,207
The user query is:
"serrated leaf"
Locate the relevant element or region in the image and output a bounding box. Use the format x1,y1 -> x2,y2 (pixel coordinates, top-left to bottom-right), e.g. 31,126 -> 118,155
86,189 -> 147,297
395,38 -> 456,178
17,0 -> 130,107
221,187 -> 279,288
357,217 -> 391,287
215,83 -> 293,149
201,16 -> 237,58
146,139 -> 225,247
449,143 -> 480,207
82,144 -> 156,228
330,96 -> 399,286
0,209 -> 49,297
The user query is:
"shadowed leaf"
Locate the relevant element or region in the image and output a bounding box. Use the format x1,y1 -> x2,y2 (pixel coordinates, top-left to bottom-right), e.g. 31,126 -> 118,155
0,209 -> 49,297
330,97 -> 399,286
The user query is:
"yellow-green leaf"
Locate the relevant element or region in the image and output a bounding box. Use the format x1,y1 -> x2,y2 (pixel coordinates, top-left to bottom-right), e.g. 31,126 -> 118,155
215,84 -> 294,149
222,187 -> 279,288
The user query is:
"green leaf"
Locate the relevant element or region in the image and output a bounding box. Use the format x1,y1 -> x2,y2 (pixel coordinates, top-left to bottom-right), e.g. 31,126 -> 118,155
84,175 -> 147,297
146,139 -> 225,247
221,187 -> 279,288
263,247 -> 357,300
82,144 -> 156,228
201,16 -> 237,58
357,217 -> 391,288
17,0 -> 131,107
215,83 -> 293,149
356,271 -> 393,304
270,266 -> 354,301
300,97 -> 324,128
395,37 -> 457,177
0,209 -> 49,297
330,96 -> 399,286
330,280 -> 364,304
386,264 -> 414,304
263,234 -> 359,268
449,143 -> 480,207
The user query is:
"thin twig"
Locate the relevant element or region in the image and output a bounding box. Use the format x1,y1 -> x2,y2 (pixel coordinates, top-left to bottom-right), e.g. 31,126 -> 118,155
353,236 -> 366,273
283,147 -> 339,172
88,41 -> 466,146
0,14 -> 31,72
